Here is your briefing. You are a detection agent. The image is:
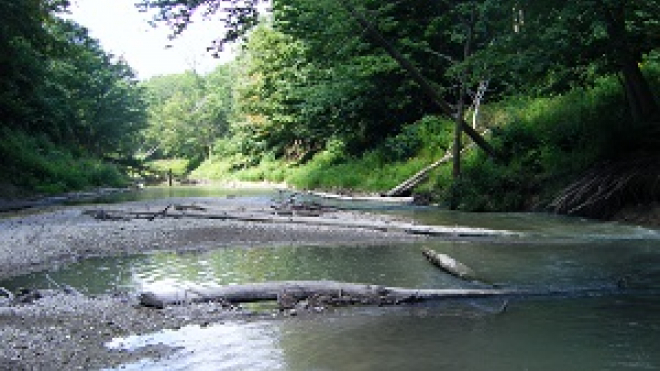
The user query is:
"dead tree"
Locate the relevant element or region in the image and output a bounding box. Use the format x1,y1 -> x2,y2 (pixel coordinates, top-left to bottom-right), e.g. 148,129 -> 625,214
139,279 -> 622,309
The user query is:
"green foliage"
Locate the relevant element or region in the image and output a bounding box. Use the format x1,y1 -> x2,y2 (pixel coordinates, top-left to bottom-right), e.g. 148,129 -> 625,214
192,116 -> 450,192
139,0 -> 659,217
147,159 -> 190,178
0,129 -> 126,194
0,2 -> 147,194
445,73 -> 636,211
382,116 -> 452,162
141,66 -> 233,162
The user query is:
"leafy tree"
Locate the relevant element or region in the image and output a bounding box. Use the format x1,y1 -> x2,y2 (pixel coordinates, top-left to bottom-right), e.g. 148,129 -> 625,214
138,0 -> 503,158
232,22 -> 313,158
0,0 -> 55,129
1,0 -> 150,192
41,19 -> 147,156
464,0 -> 659,123
1,0 -> 146,157
142,67 -> 233,162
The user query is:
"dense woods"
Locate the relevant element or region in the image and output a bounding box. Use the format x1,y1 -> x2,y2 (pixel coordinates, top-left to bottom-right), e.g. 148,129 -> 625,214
0,0 -> 146,194
3,0 -> 659,218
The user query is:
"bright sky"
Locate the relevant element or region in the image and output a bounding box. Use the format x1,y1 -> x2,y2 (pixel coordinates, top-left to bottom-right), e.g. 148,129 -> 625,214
65,0 -> 236,79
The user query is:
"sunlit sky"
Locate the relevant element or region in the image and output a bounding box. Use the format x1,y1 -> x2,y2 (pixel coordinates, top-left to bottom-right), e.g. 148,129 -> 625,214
65,0 -> 237,79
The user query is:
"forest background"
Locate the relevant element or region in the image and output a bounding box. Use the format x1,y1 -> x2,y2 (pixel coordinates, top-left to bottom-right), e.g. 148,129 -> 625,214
2,0 -> 659,219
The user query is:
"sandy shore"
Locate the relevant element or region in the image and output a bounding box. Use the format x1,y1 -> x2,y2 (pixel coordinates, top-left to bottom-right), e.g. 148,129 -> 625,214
0,196 -> 425,370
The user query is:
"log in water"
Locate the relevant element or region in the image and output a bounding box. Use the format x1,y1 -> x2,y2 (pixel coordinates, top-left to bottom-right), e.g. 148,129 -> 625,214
138,280 -> 610,309
421,248 -> 477,281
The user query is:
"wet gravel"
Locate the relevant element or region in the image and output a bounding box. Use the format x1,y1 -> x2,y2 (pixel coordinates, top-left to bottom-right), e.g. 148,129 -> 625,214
0,197 -> 424,370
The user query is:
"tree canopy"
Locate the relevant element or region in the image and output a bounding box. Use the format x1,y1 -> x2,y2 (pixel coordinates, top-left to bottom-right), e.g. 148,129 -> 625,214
1,0 -> 147,157
0,0 -> 148,192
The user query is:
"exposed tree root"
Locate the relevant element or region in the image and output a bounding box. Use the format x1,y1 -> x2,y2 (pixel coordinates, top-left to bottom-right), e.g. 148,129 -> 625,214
551,153 -> 660,218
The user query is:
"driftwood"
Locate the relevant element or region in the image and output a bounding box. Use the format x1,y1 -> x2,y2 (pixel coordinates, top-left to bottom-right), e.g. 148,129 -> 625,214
139,280 -> 620,309
82,205 -> 519,239
307,191 -> 414,203
384,130 -> 488,197
421,248 -> 477,282
385,152 -> 454,197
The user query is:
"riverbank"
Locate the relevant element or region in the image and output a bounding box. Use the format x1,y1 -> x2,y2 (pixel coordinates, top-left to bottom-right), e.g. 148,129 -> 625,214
0,187 -> 136,214
1,190 -> 658,370
0,195 -> 431,370
612,202 -> 660,228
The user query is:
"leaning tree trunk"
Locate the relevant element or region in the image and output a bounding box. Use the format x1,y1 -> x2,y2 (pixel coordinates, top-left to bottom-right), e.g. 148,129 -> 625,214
336,0 -> 500,160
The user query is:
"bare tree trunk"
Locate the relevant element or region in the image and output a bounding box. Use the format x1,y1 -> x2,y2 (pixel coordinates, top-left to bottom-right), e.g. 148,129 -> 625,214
336,0 -> 500,159
471,80 -> 489,129
139,279 -> 621,309
384,130 -> 486,197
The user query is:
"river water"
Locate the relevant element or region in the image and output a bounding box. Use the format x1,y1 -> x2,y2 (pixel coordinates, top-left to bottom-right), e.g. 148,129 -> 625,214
3,186 -> 660,370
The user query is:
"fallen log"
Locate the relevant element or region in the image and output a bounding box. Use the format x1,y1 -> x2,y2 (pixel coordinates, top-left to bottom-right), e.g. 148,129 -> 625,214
307,191 -> 414,204
139,280 -> 621,309
384,153 -> 453,197
421,248 -> 477,282
384,130 -> 488,197
82,207 -> 521,239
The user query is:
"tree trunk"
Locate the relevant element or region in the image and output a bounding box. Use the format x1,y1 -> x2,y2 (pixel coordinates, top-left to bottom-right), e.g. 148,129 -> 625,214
384,130 -> 487,197
620,55 -> 658,123
336,0 -> 500,159
139,279 -> 621,309
603,2 -> 659,123
83,205 -> 517,238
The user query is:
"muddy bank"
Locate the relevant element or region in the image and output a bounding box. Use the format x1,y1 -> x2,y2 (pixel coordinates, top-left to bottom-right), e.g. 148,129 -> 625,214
611,202 -> 660,228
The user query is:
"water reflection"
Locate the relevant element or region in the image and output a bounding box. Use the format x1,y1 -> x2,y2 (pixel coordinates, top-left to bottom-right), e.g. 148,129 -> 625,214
2,245 -> 466,295
3,189 -> 660,370
105,295 -> 660,371
3,238 -> 659,296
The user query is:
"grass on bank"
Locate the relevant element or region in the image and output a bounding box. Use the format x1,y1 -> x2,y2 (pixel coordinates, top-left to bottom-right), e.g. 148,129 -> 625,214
191,115 -> 454,193
146,158 -> 190,178
192,65 -> 658,211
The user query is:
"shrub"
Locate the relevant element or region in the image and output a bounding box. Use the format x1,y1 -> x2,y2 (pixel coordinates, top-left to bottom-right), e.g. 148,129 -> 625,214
0,128 -> 128,194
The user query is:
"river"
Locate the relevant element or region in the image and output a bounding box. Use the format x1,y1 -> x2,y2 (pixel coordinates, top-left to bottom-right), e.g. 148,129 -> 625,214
3,186 -> 660,370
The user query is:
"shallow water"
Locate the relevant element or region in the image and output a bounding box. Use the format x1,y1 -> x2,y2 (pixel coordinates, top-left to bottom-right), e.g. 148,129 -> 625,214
104,296 -> 660,371
3,187 -> 660,370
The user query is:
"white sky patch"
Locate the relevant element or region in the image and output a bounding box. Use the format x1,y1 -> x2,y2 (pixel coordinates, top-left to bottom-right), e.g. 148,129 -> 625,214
65,0 -> 237,79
